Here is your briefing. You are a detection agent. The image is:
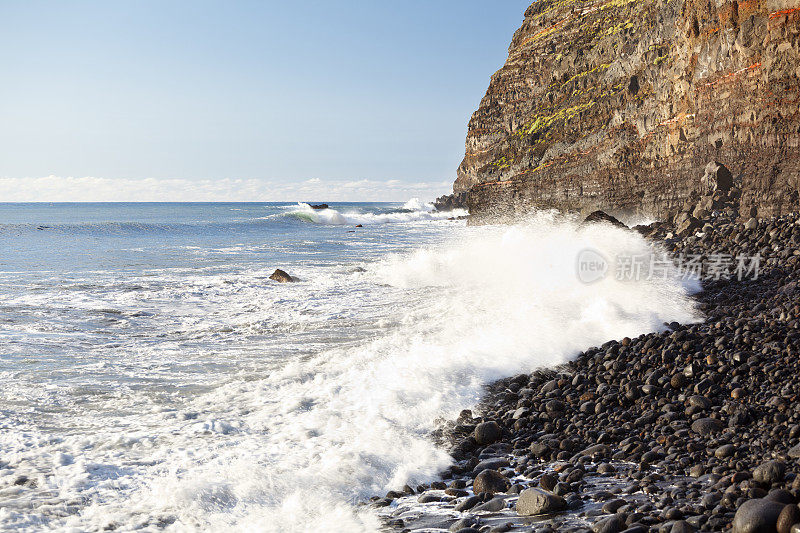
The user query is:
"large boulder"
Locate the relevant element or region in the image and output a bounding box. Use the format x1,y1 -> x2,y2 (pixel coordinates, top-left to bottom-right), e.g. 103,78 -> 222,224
472,469 -> 510,496
515,488 -> 567,516
473,421 -> 502,445
788,444 -> 800,459
676,215 -> 702,237
753,461 -> 787,485
581,210 -> 627,229
592,514 -> 627,533
778,505 -> 800,533
732,498 -> 786,533
691,417 -> 724,436
702,161 -> 734,193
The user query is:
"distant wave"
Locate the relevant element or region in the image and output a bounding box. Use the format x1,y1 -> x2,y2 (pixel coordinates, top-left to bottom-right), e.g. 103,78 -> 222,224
0,200 -> 466,236
284,200 -> 466,226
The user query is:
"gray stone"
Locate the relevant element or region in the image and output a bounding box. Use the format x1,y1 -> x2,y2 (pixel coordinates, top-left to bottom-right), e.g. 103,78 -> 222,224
702,161 -> 734,192
788,444 -> 800,459
592,513 -> 626,533
449,517 -> 479,532
754,461 -> 786,485
691,417 -> 724,435
474,421 -> 502,445
473,496 -> 508,512
516,488 -> 567,516
777,504 -> 800,533
417,492 -> 441,503
472,458 -> 510,474
732,498 -> 786,533
473,469 -> 510,496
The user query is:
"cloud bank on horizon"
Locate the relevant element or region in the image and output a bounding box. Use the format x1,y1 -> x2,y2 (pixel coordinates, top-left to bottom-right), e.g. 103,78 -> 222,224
0,175 -> 452,203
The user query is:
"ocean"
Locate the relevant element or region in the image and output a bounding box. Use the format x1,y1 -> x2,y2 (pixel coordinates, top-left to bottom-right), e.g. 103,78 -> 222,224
0,202 -> 699,532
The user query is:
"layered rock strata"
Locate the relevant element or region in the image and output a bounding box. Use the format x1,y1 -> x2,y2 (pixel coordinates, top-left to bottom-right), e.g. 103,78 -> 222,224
456,0 -> 800,220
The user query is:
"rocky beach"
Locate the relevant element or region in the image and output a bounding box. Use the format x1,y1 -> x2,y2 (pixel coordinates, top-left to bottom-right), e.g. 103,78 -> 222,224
379,0 -> 800,527
377,175 -> 800,533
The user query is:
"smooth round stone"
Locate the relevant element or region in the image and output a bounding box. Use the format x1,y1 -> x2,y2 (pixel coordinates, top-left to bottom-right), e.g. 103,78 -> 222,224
732,498 -> 785,533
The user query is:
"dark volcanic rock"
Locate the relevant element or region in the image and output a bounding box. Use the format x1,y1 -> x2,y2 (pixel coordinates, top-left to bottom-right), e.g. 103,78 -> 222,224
383,209 -> 800,533
454,0 -> 800,220
434,192 -> 468,212
777,505 -> 800,533
691,417 -> 724,436
473,469 -> 510,496
582,210 -> 628,228
269,269 -> 294,283
592,514 -> 627,533
702,161 -> 734,193
753,461 -> 787,486
473,421 -> 502,445
732,499 -> 786,533
788,444 -> 800,459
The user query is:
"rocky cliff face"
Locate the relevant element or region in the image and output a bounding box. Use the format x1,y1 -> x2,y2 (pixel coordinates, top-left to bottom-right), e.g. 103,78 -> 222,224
456,0 -> 800,220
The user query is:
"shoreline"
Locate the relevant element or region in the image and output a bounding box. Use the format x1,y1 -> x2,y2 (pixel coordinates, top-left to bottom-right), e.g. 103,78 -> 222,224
376,191 -> 800,532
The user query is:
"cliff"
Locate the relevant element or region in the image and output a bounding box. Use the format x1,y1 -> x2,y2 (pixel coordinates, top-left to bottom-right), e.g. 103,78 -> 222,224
456,0 -> 800,220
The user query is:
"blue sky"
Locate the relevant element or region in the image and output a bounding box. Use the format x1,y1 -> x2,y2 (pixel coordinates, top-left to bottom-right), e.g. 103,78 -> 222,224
0,1 -> 529,201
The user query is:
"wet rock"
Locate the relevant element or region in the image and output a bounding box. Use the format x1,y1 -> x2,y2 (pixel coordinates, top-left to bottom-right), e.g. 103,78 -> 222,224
788,444 -> 800,459
716,444 -> 736,459
592,514 -> 626,533
473,469 -> 510,496
472,457 -> 509,474
671,521 -> 697,533
691,418 -> 724,436
473,496 -> 508,512
676,215 -> 702,237
269,269 -> 294,283
455,496 -> 481,512
753,461 -> 786,485
582,211 -> 627,229
516,488 -> 567,516
417,493 -> 441,503
732,498 -> 786,533
474,421 -> 502,445
778,505 -> 800,533
539,473 -> 558,492
449,517 -> 479,532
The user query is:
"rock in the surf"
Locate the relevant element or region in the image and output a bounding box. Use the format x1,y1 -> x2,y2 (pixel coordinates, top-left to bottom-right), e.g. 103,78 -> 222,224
581,210 -> 627,229
472,469 -> 510,495
269,269 -> 294,283
473,421 -> 502,445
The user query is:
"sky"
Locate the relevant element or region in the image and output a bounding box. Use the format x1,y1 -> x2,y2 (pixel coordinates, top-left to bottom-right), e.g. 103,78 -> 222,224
0,1 -> 530,202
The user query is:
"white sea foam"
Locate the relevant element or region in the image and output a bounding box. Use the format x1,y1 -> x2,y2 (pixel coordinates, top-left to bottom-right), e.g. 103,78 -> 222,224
0,212 -> 700,532
285,202 -> 465,226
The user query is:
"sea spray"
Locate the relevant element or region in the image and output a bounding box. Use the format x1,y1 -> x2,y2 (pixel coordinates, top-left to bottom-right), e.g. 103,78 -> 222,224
62,212 -> 700,532
285,202 -> 464,225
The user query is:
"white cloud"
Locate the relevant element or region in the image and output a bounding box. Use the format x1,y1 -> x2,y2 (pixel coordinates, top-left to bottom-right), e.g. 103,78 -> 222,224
0,175 -> 452,202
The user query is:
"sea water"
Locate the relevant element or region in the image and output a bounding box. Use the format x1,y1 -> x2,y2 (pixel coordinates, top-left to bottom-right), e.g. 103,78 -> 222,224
0,202 -> 700,532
